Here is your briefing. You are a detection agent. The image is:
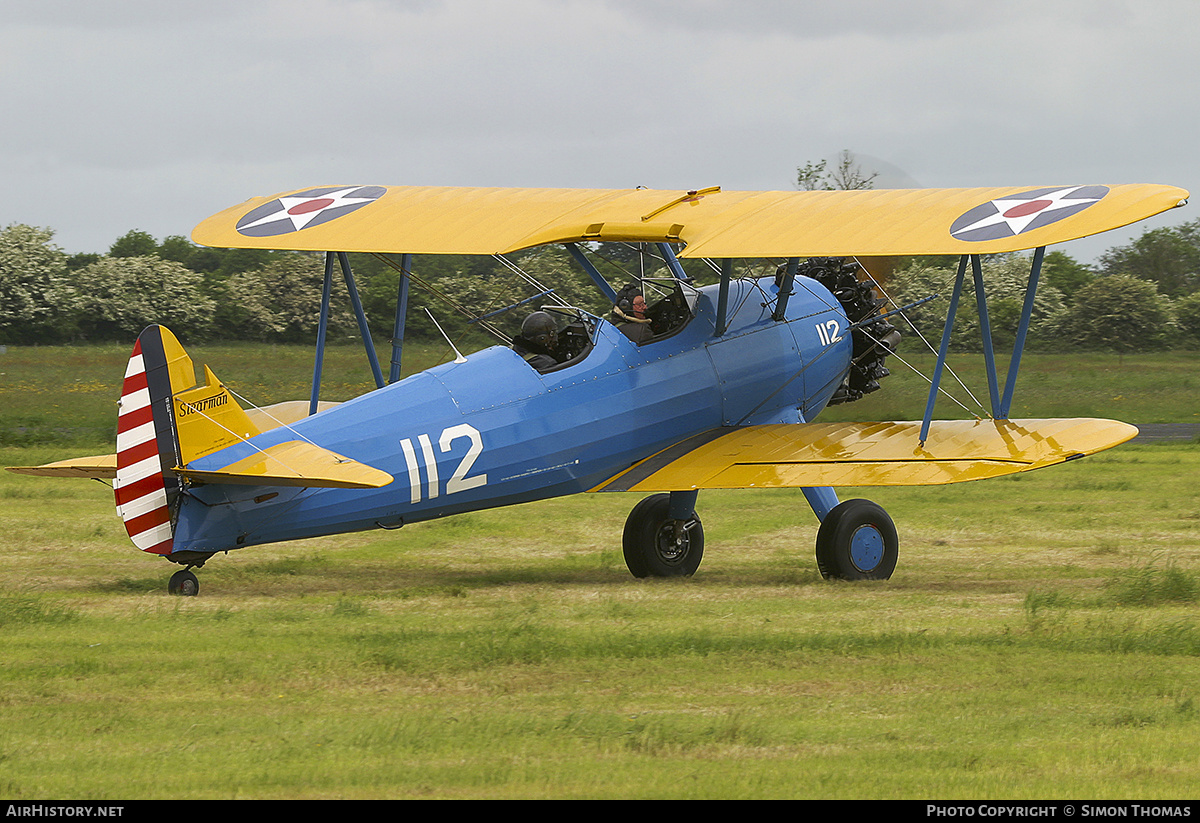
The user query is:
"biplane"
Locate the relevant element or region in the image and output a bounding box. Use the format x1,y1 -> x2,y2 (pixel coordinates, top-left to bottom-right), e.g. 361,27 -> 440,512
8,182 -> 1189,595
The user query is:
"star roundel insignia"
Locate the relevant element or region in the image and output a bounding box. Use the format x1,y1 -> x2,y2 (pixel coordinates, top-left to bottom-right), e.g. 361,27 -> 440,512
236,186 -> 386,237
949,185 -> 1110,242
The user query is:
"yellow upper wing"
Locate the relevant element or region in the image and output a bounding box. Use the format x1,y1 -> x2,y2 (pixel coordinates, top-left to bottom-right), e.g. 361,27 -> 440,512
591,418 -> 1139,492
192,184 -> 1187,257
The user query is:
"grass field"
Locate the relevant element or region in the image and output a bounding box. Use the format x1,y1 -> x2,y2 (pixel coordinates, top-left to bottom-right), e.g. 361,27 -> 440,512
1,342 -> 1199,447
1,343 -> 1199,798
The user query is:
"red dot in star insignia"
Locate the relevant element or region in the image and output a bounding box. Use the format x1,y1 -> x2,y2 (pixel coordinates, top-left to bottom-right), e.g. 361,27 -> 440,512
288,198 -> 335,216
1003,199 -> 1052,219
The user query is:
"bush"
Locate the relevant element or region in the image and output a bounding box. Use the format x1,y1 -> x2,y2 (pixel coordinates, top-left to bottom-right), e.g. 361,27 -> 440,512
1054,274 -> 1175,353
0,224 -> 73,344
69,256 -> 217,342
1174,291 -> 1200,347
223,254 -> 358,343
886,253 -> 1066,352
1096,220 -> 1200,297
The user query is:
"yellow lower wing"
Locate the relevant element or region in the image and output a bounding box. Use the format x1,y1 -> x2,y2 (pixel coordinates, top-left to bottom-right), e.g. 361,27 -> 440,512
592,419 -> 1138,492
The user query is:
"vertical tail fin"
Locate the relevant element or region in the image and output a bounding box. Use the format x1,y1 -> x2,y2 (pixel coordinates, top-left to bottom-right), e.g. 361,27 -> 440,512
114,326 -> 184,555
113,326 -> 260,555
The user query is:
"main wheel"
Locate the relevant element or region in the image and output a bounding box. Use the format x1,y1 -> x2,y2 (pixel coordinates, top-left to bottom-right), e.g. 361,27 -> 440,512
622,493 -> 704,578
815,499 -> 898,581
168,569 -> 200,596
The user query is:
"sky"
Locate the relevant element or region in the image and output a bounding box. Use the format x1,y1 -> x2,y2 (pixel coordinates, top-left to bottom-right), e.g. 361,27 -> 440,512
3,0 -> 1198,264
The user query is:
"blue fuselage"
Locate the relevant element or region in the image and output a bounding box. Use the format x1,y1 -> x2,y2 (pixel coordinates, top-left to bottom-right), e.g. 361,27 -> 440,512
172,275 -> 851,555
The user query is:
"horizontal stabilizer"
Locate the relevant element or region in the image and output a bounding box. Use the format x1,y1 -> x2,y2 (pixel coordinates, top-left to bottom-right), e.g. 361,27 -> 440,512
592,418 -> 1138,492
175,440 -> 393,489
4,401 -> 344,481
6,454 -> 117,479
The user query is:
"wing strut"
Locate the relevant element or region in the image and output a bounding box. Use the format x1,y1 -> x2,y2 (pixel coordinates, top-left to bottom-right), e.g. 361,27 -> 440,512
918,248 -> 1047,445
310,251 -> 386,416
715,258 -> 732,336
310,252 -> 335,416
389,253 -> 412,384
998,246 -> 1045,419
772,258 -> 799,321
657,242 -> 689,281
564,243 -> 619,304
971,254 -> 1001,412
920,255 -> 969,445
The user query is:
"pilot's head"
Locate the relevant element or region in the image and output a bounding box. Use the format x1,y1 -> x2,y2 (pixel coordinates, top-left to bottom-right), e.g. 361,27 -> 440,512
522,311 -> 558,351
631,295 -> 647,318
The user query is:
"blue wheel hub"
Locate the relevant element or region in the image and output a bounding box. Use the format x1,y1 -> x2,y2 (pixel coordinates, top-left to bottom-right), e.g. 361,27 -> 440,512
849,524 -> 884,572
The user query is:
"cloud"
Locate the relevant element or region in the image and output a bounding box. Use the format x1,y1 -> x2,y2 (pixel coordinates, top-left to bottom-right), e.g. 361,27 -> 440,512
1,0 -> 1195,261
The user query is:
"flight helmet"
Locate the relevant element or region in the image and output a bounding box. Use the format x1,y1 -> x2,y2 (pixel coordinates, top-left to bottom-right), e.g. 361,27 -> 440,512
521,311 -> 558,351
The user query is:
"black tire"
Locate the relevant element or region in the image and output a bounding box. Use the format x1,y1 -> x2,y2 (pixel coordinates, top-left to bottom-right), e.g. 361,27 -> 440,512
815,499 -> 898,581
168,569 -> 200,596
622,493 -> 704,578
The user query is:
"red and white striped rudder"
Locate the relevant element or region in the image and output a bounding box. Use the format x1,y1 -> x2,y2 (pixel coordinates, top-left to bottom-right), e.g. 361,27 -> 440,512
113,326 -> 186,555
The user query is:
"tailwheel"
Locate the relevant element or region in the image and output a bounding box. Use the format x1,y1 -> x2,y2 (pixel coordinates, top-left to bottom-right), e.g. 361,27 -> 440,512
168,569 -> 200,596
815,499 -> 898,581
622,493 -> 704,578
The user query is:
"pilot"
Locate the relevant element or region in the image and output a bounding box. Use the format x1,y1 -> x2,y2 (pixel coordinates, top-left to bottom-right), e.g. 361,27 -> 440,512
511,311 -> 561,370
614,293 -> 652,343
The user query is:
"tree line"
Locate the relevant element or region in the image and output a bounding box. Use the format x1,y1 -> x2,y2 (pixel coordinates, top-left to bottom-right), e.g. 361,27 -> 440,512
0,226 -> 627,347
888,243 -> 1200,355
2,218 -> 1199,353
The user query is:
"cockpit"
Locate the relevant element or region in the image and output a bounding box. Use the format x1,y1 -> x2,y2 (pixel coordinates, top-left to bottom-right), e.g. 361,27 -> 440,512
511,306 -> 597,374
610,278 -> 700,346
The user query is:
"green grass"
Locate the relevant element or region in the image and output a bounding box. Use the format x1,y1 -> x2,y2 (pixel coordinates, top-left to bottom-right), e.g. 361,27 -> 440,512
820,349 -> 1200,425
0,340 -> 452,447
2,343 -> 1199,448
2,440 -> 1200,798
3,343 -> 1199,797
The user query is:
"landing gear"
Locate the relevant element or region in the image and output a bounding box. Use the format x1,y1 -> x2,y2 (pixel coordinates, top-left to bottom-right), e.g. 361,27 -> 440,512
623,493 -> 704,578
815,499 -> 898,581
167,569 -> 200,596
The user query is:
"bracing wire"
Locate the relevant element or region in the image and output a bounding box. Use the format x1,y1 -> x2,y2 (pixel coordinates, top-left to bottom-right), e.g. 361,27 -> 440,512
853,257 -> 991,419
223,388 -> 323,448
173,391 -> 311,480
